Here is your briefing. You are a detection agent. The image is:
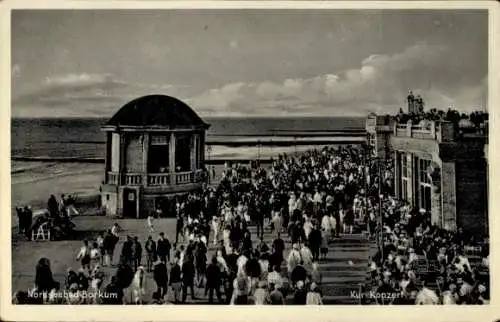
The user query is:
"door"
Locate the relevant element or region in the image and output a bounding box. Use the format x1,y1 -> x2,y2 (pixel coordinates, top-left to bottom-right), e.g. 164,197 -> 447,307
123,189 -> 137,218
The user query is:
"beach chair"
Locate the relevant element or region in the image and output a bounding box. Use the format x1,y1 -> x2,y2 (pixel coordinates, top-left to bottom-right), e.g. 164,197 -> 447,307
32,222 -> 51,241
415,258 -> 429,277
464,245 -> 482,258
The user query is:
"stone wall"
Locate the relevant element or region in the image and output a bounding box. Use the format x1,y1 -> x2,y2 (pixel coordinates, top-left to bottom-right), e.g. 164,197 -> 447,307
455,159 -> 488,234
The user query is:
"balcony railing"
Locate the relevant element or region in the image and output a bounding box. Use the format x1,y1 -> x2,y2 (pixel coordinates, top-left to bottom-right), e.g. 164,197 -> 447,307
175,171 -> 194,184
148,173 -> 171,186
108,172 -> 119,185
107,170 -> 201,186
124,173 -> 142,185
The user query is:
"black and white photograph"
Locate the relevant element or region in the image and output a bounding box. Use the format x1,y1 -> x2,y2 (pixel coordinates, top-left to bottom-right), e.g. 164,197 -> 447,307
4,2 -> 494,314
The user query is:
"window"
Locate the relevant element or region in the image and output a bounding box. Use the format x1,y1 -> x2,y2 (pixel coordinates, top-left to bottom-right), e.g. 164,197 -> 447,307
175,134 -> 192,172
400,153 -> 410,201
106,194 -> 110,201
148,134 -> 170,173
418,159 -> 432,211
419,159 -> 432,184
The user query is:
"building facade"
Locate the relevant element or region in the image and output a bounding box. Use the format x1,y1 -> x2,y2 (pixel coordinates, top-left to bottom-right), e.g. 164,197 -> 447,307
365,113 -> 394,161
391,120 -> 488,234
100,95 -> 210,218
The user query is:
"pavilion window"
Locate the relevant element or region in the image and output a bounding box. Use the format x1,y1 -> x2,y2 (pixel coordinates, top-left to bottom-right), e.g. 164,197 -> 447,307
148,134 -> 170,173
175,133 -> 192,172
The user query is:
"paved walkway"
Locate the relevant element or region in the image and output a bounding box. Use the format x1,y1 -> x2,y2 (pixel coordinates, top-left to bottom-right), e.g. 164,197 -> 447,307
242,225 -> 376,304
12,216 -> 376,305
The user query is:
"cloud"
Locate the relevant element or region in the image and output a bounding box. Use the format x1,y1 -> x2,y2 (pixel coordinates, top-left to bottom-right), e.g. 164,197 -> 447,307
186,42 -> 487,116
12,41 -> 487,118
12,73 -> 189,117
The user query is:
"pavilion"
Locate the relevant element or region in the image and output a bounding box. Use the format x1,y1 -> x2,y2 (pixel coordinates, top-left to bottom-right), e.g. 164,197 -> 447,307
100,94 -> 210,218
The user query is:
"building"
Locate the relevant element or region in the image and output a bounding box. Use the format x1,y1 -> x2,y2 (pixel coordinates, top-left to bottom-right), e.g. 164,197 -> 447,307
391,119 -> 488,234
407,91 -> 424,114
100,94 -> 210,218
365,113 -> 394,161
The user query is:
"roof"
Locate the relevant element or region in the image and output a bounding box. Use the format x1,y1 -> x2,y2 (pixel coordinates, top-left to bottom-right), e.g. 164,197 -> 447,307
104,94 -> 209,128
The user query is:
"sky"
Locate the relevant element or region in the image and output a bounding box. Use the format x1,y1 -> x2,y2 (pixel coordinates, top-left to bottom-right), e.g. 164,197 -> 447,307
11,9 -> 488,118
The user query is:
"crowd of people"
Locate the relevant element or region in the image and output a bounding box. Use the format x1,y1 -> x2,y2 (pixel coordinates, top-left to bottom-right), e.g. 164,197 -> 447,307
395,108 -> 489,135
363,196 -> 490,305
12,143 -> 490,305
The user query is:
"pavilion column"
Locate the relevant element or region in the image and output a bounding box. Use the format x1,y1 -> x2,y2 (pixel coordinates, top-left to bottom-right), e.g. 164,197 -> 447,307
191,134 -> 197,171
142,133 -> 149,186
104,132 -> 111,183
169,133 -> 176,183
119,134 -> 126,185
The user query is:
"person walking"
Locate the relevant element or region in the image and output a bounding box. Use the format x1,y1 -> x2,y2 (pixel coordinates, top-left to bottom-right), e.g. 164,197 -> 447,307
308,222 -> 322,261
157,232 -> 171,263
205,255 -> 223,304
120,236 -> 133,267
102,230 -> 115,266
76,240 -> 91,273
24,206 -> 33,238
292,280 -> 308,305
16,207 -> 25,235
131,236 -> 143,271
306,282 -> 323,305
181,255 -> 197,303
153,259 -> 169,300
147,212 -> 155,234
169,258 -> 182,304
145,236 -> 157,272
175,213 -> 184,245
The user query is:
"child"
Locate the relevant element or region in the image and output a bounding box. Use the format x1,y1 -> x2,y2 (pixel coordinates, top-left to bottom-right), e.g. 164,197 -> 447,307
147,213 -> 155,234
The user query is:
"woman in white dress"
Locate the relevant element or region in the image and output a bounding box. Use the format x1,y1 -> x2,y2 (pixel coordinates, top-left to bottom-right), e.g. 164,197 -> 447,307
223,224 -> 232,254
212,215 -> 221,246
132,266 -> 146,304
272,209 -> 282,237
303,217 -> 313,240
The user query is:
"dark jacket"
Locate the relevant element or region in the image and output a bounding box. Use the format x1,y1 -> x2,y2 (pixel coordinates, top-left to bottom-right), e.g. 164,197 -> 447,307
169,263 -> 182,284
293,289 -> 308,305
291,265 -> 307,284
205,263 -> 222,287
157,238 -> 171,256
131,240 -> 142,260
153,262 -> 168,285
145,239 -> 157,254
308,229 -> 322,250
182,260 -> 195,282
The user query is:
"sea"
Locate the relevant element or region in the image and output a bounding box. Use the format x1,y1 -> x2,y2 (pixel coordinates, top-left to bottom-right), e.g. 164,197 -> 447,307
11,116 -> 365,162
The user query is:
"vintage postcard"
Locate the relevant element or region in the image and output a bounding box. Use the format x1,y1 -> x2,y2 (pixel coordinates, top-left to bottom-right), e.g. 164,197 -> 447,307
0,1 -> 498,322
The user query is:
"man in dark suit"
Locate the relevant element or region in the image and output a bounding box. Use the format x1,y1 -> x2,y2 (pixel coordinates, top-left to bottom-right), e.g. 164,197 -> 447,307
153,259 -> 169,299
157,232 -> 171,263
145,236 -> 157,272
205,255 -> 223,303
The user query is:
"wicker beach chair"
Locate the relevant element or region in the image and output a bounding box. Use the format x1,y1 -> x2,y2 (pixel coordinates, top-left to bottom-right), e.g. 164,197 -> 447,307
32,222 -> 51,241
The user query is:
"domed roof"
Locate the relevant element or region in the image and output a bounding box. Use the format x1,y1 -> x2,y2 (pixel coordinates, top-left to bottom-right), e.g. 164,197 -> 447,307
105,94 -> 209,128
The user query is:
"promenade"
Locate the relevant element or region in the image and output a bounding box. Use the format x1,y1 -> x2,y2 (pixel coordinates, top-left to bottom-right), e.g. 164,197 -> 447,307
12,216 -> 376,305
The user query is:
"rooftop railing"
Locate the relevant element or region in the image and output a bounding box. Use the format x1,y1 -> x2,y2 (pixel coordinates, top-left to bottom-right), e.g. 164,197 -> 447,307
393,120 -> 456,142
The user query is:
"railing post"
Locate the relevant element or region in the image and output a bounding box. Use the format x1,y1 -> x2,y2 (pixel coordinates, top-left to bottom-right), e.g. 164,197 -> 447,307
406,120 -> 412,137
